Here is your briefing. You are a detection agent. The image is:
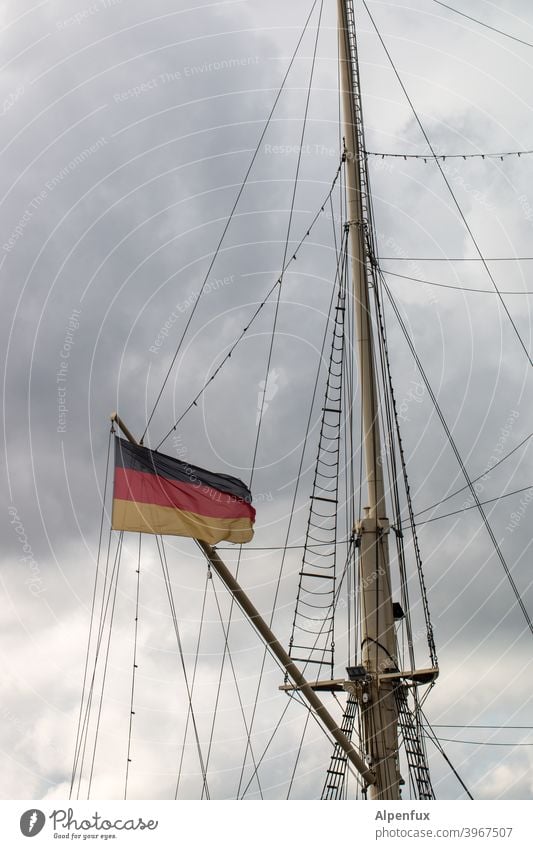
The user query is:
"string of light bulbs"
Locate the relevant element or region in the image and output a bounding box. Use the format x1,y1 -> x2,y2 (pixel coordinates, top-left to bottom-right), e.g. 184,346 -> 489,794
365,149 -> 533,162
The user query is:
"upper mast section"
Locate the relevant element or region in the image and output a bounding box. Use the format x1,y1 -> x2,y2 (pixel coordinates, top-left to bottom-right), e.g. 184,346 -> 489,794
337,0 -> 385,520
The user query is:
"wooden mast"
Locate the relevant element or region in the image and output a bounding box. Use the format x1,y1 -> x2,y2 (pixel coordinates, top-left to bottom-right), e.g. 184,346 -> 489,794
109,412 -> 376,789
337,0 -> 400,799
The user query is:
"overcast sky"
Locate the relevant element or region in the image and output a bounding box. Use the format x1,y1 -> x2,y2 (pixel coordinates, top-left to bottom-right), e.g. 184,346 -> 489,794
1,0 -> 532,802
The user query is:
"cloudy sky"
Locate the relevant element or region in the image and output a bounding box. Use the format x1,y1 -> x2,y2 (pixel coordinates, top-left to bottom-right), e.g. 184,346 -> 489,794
1,0 -> 532,802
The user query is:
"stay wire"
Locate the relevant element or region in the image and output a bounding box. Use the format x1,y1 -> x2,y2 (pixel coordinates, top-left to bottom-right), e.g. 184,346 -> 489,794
379,256 -> 533,262
204,238 -> 336,796
240,687 -> 363,799
433,0 -> 533,50
420,707 -> 474,799
86,535 -> 123,799
251,0 -> 325,493
339,165 -> 358,668
382,277 -> 533,638
206,570 -> 264,799
434,737 -> 533,747
286,710 -> 312,799
371,239 -> 436,668
196,537 -> 361,798
374,282 -> 421,671
343,7 -> 434,749
69,426 -> 113,798
382,267 -> 533,296
363,0 -> 532,367
74,531 -> 123,799
417,484 -> 533,526
290,689 -> 363,790
237,0 -> 326,792
156,536 -> 210,800
342,8 -> 395,748
154,159 -> 344,451
199,554 -> 355,800
141,0 -> 321,445
239,698 -> 298,799
435,724 -> 533,730
72,530 -> 115,798
227,547 -> 363,799
414,432 -> 532,517
199,563 -> 239,798
174,569 -> 210,799
216,539 -> 350,551
73,526 -> 116,799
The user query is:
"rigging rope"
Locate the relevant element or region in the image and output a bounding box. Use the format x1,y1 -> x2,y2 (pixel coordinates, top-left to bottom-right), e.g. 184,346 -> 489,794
86,535 -> 123,799
154,160 -> 344,451
434,737 -> 533,747
418,485 -> 533,525
249,0 -> 325,487
70,427 -> 113,799
382,268 -> 533,296
174,569 -> 210,799
238,697 -> 297,799
156,536 -> 210,799
124,534 -> 142,800
201,544 -> 363,799
188,1 -> 331,797
436,724 -> 533,730
73,531 -> 123,799
382,278 -> 533,639
363,0 -> 532,367
414,432 -> 532,517
239,687 -> 363,799
379,256 -> 533,262
370,214 -> 435,671
421,708 -> 474,799
201,563 -> 264,800
142,0 -> 321,445
433,0 -> 533,50
197,540 -> 360,799
286,710 -> 312,799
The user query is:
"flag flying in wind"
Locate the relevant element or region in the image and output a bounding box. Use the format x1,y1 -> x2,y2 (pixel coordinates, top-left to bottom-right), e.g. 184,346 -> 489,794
112,438 -> 255,544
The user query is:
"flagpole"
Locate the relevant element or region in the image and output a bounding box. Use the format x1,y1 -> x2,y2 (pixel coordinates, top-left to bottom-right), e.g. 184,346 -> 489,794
195,540 -> 375,785
110,412 -> 137,445
109,412 -> 375,789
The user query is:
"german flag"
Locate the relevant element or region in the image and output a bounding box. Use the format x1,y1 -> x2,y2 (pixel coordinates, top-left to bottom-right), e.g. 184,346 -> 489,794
111,438 -> 255,544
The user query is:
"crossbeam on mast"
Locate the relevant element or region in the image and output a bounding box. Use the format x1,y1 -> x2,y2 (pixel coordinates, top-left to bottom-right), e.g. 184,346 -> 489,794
109,412 -> 376,790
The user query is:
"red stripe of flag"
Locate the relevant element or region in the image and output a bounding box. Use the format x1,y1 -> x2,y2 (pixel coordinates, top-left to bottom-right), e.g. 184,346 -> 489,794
114,467 -> 255,521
